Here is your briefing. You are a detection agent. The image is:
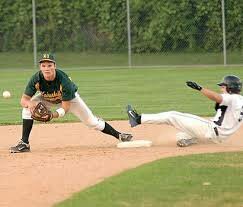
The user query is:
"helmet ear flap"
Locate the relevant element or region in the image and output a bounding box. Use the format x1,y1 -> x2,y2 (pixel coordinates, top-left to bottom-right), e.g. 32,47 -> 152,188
225,87 -> 231,93
222,84 -> 232,94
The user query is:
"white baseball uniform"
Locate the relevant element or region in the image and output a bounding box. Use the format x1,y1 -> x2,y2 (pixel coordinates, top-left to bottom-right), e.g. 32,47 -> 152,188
140,93 -> 243,143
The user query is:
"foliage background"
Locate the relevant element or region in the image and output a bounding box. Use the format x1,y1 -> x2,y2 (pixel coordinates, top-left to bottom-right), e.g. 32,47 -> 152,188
0,0 -> 242,53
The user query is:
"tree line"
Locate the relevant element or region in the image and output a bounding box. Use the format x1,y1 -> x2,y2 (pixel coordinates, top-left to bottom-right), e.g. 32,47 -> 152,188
0,0 -> 242,52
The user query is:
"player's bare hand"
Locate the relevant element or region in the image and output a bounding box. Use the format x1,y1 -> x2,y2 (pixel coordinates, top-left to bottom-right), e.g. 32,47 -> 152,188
186,81 -> 202,91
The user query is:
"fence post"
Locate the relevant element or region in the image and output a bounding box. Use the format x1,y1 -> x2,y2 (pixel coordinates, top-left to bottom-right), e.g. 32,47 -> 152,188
32,0 -> 37,68
126,0 -> 132,68
221,0 -> 227,66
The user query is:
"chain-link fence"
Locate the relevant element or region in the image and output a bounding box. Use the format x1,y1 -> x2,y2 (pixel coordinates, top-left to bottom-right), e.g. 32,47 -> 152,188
0,0 -> 242,69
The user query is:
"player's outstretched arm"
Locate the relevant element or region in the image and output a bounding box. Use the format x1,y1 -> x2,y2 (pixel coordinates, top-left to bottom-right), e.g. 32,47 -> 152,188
186,81 -> 222,103
52,101 -> 71,119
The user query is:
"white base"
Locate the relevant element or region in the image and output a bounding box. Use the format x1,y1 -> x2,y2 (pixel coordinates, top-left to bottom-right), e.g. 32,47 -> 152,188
117,140 -> 152,148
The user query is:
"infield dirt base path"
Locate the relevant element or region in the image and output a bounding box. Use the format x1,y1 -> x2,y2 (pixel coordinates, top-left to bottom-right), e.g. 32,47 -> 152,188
0,121 -> 243,207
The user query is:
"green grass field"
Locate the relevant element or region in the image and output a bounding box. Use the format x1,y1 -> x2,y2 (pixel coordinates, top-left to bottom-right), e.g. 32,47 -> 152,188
1,66 -> 243,124
0,52 -> 242,69
55,152 -> 243,207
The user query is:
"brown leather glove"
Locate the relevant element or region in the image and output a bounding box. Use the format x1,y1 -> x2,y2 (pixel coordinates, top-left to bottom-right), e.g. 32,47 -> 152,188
31,102 -> 53,122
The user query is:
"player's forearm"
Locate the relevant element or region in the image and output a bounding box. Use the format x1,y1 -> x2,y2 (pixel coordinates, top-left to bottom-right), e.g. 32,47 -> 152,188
201,88 -> 222,103
52,111 -> 59,119
20,94 -> 32,108
52,101 -> 71,119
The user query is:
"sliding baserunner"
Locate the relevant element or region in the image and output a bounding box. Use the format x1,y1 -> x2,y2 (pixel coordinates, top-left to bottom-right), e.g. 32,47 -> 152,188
127,75 -> 243,147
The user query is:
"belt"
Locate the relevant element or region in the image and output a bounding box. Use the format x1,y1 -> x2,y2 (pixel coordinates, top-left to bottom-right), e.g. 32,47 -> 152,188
214,127 -> 219,136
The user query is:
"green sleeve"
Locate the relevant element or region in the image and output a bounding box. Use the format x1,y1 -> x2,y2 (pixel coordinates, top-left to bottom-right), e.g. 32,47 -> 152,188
24,75 -> 38,97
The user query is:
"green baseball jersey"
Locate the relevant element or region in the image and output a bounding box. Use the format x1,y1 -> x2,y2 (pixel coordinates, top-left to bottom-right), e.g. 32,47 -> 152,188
24,69 -> 78,104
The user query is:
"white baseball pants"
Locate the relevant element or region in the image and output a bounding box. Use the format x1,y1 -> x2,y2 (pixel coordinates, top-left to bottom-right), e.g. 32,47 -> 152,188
22,92 -> 105,131
141,111 -> 221,142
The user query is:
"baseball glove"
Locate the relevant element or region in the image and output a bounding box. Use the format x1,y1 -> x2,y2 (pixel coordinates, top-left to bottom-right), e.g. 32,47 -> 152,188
31,102 -> 53,122
186,81 -> 202,91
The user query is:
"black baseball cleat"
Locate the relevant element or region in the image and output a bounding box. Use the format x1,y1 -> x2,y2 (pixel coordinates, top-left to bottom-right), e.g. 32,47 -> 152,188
126,104 -> 140,127
9,140 -> 30,153
119,133 -> 133,142
176,138 -> 197,147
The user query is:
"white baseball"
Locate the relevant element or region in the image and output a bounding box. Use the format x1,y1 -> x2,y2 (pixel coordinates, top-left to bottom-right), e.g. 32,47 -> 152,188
3,91 -> 11,98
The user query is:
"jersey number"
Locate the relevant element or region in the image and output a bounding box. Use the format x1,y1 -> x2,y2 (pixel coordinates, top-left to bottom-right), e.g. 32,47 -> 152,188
214,105 -> 227,126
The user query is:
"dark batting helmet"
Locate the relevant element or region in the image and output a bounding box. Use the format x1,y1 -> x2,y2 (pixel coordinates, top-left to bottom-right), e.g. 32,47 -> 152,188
217,75 -> 242,94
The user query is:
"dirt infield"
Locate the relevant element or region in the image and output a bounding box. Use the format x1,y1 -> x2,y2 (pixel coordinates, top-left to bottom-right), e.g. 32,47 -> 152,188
1,121 -> 243,207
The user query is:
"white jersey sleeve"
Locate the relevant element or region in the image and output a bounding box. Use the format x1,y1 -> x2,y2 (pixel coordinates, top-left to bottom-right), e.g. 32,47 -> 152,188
212,93 -> 243,137
220,94 -> 232,105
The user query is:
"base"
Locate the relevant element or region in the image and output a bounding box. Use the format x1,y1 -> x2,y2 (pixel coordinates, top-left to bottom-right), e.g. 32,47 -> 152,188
117,140 -> 152,148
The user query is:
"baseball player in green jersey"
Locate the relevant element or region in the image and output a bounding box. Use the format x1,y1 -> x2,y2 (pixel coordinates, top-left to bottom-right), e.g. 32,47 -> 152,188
10,53 -> 132,153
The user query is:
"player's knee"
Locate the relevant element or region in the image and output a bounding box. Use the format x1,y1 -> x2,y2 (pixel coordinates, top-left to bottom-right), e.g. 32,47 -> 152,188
176,132 -> 192,141
22,108 -> 32,119
85,117 -> 105,131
